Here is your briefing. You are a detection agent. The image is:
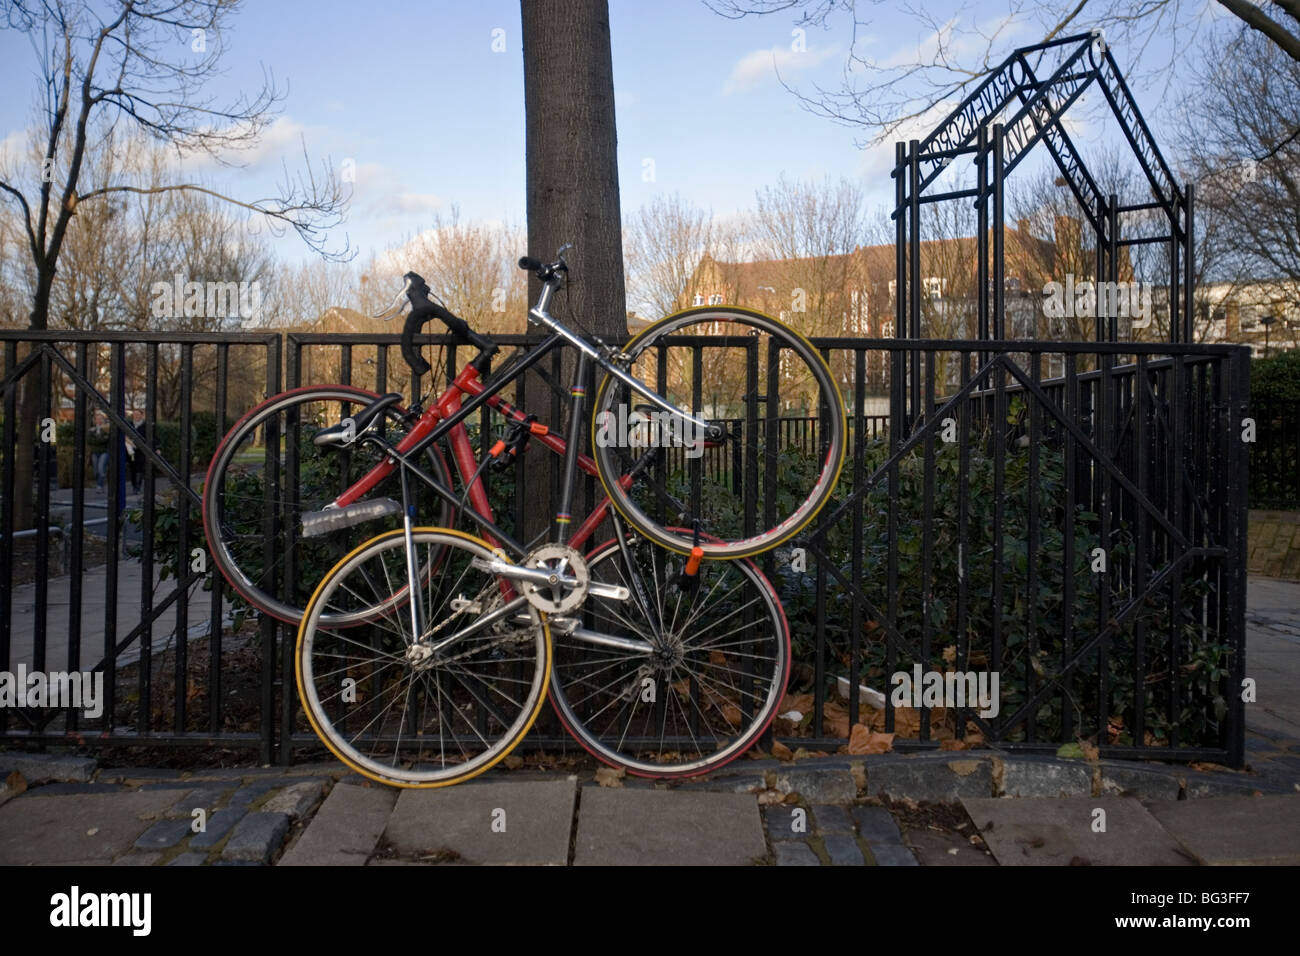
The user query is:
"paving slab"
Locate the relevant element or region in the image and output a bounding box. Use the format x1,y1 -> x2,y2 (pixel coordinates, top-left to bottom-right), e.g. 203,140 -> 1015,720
998,757 -> 1092,797
1097,762 -> 1181,800
1144,795 -> 1300,865
0,753 -> 96,783
903,829 -> 997,866
0,790 -> 179,864
113,852 -> 162,866
963,796 -> 1193,866
868,755 -> 993,802
1245,576 -> 1300,741
771,767 -> 857,804
385,778 -> 576,866
260,780 -> 327,820
574,788 -> 764,866
133,817 -> 194,851
279,783 -> 397,866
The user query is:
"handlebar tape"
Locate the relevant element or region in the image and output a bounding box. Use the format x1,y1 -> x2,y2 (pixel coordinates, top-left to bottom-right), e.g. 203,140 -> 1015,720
401,302 -> 498,377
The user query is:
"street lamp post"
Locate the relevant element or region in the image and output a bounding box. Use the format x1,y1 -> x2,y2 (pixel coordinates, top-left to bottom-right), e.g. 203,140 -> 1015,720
1261,315 -> 1276,357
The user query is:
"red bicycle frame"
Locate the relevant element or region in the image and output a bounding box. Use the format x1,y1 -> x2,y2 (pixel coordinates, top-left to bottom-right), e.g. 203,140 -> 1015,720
328,358 -> 631,558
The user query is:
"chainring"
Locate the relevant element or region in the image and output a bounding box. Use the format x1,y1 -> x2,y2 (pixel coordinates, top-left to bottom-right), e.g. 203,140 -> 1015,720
521,544 -> 589,613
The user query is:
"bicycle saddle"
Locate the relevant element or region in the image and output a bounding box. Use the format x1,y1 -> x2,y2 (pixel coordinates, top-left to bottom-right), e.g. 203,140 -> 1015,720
313,392 -> 403,447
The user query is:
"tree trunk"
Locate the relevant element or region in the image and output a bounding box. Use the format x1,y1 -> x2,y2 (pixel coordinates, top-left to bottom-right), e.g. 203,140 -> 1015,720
13,264 -> 55,531
519,0 -> 626,546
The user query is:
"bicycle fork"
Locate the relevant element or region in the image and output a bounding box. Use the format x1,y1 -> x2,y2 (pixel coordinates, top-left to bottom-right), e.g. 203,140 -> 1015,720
398,460 -> 426,643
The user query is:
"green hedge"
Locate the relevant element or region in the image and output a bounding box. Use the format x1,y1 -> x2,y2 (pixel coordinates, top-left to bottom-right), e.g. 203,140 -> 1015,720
1251,350 -> 1300,403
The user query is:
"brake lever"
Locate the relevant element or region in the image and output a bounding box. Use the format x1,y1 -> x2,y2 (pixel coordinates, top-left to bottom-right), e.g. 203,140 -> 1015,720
371,277 -> 414,320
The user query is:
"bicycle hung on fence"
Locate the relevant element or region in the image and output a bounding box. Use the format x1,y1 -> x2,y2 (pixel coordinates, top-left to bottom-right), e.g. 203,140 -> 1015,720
203,247 -> 846,787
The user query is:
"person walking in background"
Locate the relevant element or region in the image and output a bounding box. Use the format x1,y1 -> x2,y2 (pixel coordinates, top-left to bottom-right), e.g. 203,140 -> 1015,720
128,410 -> 146,493
88,412 -> 110,491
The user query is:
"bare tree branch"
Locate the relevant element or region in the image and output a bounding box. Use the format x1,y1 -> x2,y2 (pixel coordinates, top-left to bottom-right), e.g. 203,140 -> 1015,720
1217,0 -> 1300,62
708,0 -> 1300,146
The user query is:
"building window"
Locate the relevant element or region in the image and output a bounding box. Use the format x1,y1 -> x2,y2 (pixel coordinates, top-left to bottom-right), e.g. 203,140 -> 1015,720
692,293 -> 704,307
924,276 -> 944,298
888,280 -> 897,300
881,320 -> 895,338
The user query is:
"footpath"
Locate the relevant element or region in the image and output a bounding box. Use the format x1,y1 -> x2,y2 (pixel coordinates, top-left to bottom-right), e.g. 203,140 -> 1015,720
1,575 -> 1297,867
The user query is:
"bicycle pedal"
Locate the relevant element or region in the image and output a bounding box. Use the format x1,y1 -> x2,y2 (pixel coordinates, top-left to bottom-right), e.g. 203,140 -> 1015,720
301,498 -> 402,537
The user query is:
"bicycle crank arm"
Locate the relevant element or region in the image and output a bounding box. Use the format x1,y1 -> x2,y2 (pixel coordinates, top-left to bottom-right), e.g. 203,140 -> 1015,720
469,558 -> 629,601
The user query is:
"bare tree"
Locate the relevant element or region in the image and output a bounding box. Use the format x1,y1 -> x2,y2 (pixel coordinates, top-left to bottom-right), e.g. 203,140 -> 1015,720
706,1 -> 1300,146
396,208 -> 529,337
279,212 -> 530,397
0,0 -> 349,526
624,192 -> 716,318
1178,26 -> 1300,349
749,173 -> 866,338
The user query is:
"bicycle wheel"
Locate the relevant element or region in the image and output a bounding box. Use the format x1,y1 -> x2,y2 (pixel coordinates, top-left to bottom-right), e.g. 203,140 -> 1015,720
591,306 -> 846,559
202,385 -> 454,626
548,530 -> 789,777
297,528 -> 550,788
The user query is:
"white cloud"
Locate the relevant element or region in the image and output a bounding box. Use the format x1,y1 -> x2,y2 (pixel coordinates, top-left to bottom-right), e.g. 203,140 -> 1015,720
372,191 -> 443,218
176,116 -> 309,173
723,43 -> 838,95
0,128 -> 30,173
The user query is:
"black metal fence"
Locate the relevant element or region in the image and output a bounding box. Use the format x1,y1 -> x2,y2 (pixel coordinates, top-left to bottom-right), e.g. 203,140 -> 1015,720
0,331 -> 280,757
0,330 -> 1250,767
1248,398 -> 1300,510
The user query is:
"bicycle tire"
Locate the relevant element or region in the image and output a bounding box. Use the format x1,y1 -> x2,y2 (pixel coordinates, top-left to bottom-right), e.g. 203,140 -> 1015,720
202,385 -> 455,626
548,530 -> 789,777
590,306 -> 846,559
296,527 -> 550,788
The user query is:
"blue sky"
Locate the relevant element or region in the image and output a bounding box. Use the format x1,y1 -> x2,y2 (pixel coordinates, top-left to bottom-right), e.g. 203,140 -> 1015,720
0,0 -> 1226,267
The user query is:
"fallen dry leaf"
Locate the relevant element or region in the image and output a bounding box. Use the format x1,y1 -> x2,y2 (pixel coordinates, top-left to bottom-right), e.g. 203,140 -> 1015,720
771,740 -> 794,761
1079,738 -> 1100,762
822,700 -> 851,738
846,723 -> 894,755
779,692 -> 815,716
594,766 -> 626,788
939,738 -> 969,751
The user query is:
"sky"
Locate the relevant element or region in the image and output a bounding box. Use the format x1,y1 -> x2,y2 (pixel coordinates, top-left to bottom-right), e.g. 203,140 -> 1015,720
0,0 -> 1230,274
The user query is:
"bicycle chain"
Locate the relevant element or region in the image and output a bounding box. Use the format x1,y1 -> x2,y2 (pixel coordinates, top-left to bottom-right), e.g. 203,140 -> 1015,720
413,593 -> 540,666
